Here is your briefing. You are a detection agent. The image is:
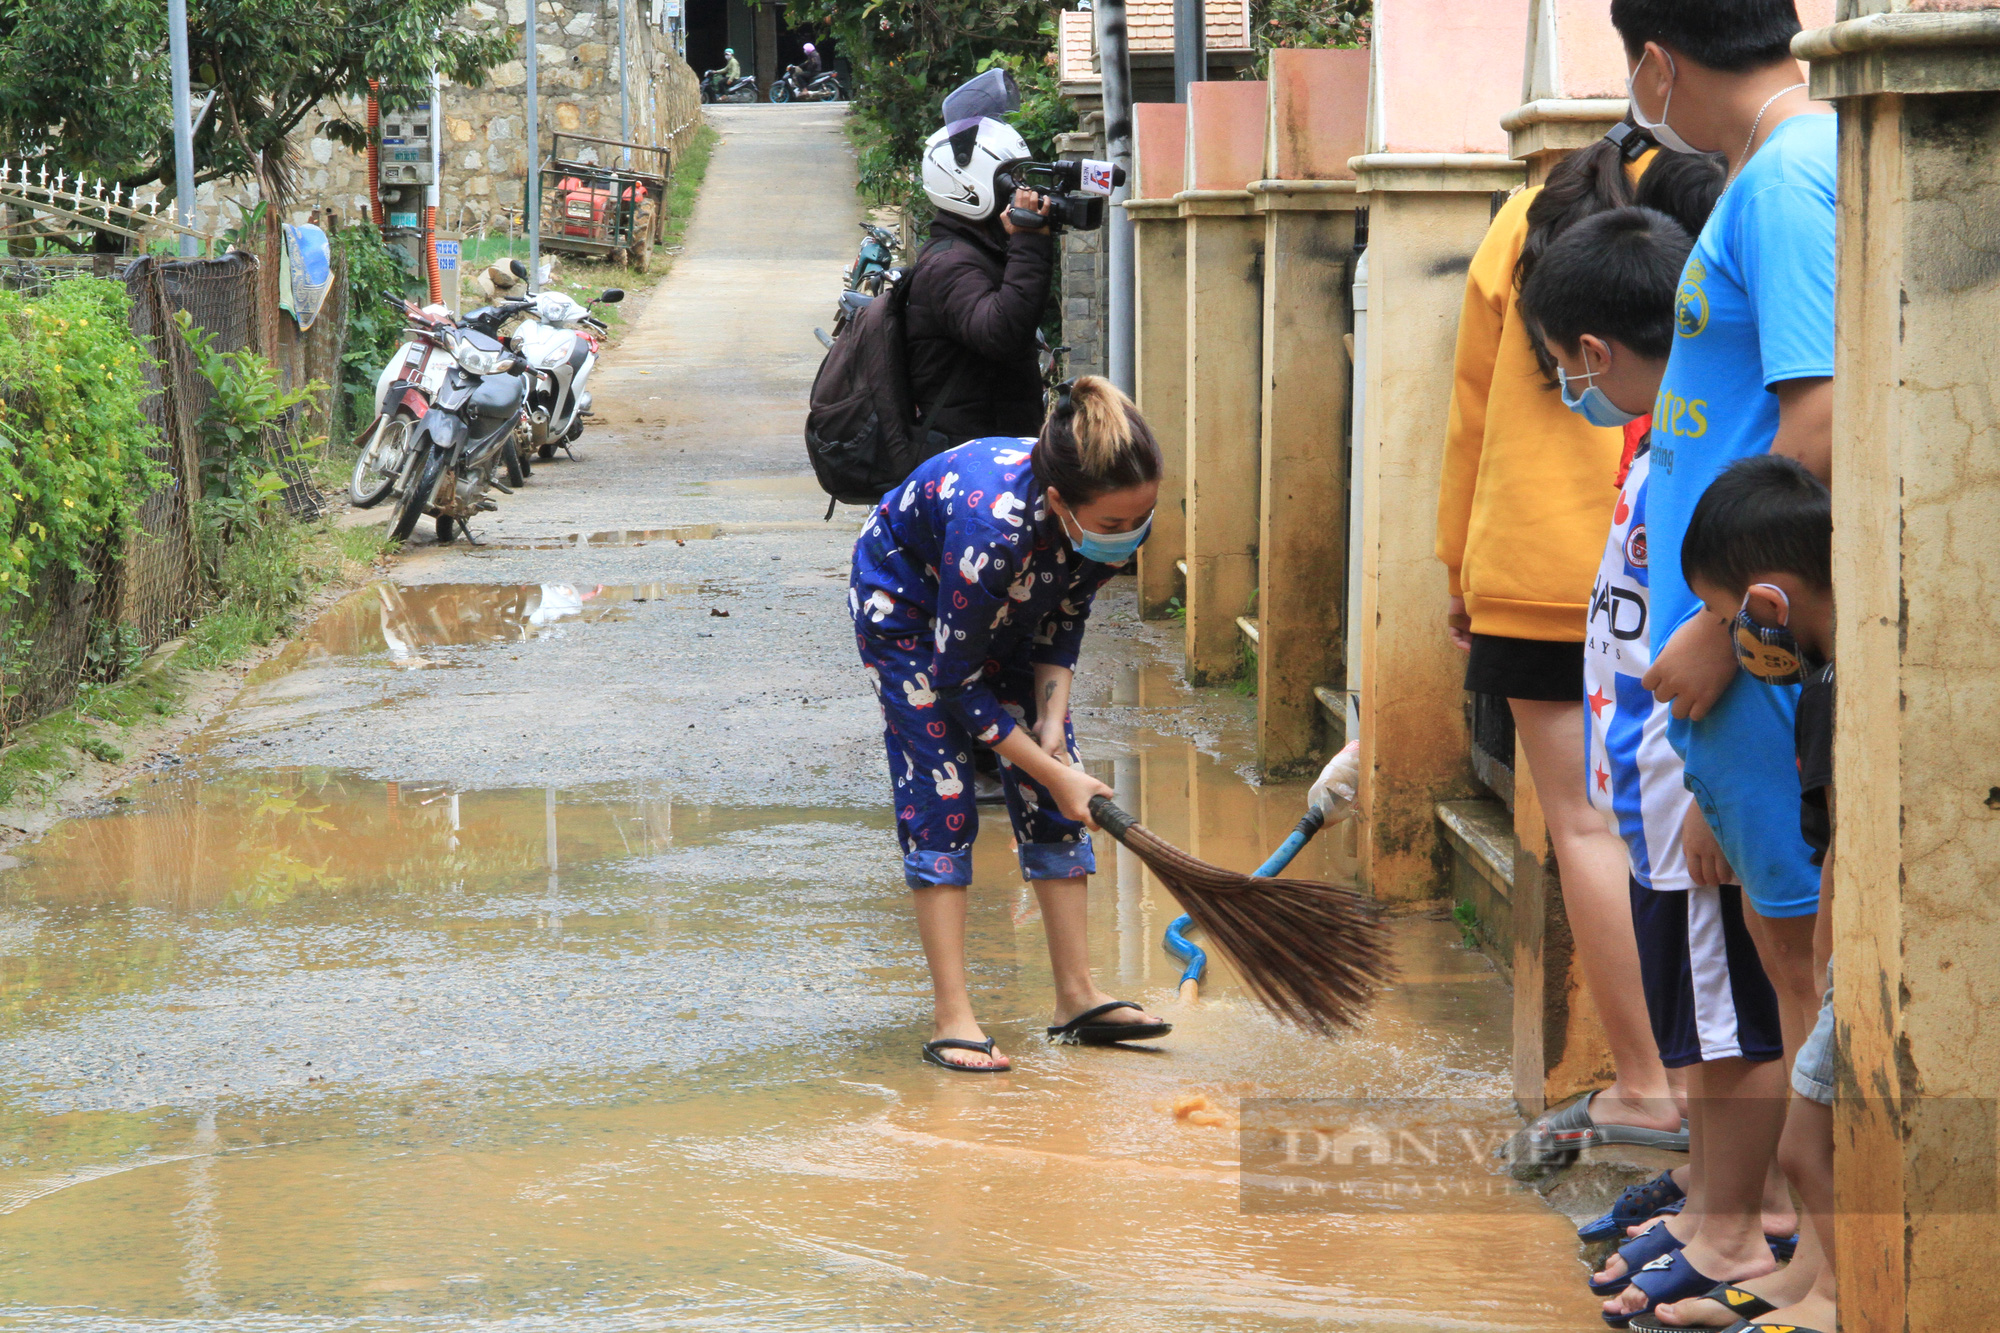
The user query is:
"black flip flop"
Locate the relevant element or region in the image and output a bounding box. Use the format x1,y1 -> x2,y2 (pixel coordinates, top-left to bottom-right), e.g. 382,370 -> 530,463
921,1037 -> 1009,1072
1630,1281 -> 1776,1332
1046,1000 -> 1173,1046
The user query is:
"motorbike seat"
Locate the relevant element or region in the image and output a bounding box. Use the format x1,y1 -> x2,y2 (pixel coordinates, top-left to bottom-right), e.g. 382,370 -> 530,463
839,290 -> 875,315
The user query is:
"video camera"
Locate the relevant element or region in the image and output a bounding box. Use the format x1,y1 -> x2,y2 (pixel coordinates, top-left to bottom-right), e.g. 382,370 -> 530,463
1000,159 -> 1129,233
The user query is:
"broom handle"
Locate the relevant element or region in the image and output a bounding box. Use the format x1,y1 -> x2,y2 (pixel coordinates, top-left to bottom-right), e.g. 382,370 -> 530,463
1254,806 -> 1328,877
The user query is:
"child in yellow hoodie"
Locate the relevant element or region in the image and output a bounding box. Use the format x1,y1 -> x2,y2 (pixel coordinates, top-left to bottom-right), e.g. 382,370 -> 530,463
1437,133 -> 1683,1148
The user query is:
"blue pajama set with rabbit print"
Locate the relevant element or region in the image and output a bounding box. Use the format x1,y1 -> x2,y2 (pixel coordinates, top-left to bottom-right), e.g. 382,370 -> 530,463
850,437 -> 1120,890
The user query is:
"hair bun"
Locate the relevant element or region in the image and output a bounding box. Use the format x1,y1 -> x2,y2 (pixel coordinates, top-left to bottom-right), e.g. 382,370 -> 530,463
1066,376 -> 1134,474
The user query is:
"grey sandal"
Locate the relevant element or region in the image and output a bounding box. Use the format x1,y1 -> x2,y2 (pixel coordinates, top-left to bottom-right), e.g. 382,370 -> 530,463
1527,1091 -> 1689,1153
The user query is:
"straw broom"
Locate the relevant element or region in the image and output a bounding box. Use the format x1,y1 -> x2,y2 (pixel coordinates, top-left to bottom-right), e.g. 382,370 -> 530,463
1090,795 -> 1395,1034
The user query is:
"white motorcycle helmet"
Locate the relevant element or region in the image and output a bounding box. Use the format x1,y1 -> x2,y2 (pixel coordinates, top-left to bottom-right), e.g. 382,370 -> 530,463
921,116 -> 1031,221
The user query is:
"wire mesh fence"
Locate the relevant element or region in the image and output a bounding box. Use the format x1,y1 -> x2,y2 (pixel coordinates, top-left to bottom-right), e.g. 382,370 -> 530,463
0,250 -> 331,736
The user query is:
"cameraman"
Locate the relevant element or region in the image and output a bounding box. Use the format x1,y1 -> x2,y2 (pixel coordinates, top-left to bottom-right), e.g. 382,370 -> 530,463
904,116 -> 1054,450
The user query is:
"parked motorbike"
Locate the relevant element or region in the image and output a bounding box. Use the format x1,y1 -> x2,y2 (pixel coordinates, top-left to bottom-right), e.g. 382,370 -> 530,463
374,293 -> 533,545
459,280 -> 622,460
702,69 -> 758,103
769,67 -> 844,103
814,234 -> 903,347
846,222 -> 899,295
513,289 -> 620,458
349,302 -> 459,507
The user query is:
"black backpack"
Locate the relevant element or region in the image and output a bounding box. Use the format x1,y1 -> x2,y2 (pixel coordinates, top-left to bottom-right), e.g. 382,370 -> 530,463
803,268 -> 924,510
806,241 -> 961,511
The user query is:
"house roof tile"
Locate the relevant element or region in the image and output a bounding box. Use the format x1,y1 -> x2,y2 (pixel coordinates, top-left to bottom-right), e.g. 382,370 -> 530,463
1058,1 -> 1252,89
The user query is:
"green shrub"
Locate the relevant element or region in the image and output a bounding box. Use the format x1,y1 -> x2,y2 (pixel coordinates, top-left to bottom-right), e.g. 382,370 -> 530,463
334,224 -> 415,441
0,279 -> 164,618
171,312 -> 329,659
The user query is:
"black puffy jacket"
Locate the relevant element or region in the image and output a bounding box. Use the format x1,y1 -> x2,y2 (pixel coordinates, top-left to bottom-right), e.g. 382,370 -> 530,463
903,211 -> 1053,447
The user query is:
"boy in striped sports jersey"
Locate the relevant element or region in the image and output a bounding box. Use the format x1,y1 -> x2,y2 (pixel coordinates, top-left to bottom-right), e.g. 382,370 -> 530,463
1523,207 -> 1790,1329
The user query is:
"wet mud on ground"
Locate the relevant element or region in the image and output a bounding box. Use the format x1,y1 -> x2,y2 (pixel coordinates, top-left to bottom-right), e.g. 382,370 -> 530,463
0,105 -> 1606,1329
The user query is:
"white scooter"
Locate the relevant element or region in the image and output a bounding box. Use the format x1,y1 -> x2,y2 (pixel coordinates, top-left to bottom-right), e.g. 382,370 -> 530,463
349,301 -> 461,508
512,288 -> 621,460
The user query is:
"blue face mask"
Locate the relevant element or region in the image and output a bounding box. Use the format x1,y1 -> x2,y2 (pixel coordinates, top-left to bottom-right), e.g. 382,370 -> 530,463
1557,364 -> 1641,429
1059,505 -> 1153,565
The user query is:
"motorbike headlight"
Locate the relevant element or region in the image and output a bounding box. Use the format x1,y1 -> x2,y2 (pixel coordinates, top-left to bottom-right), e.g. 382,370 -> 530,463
453,345 -> 507,375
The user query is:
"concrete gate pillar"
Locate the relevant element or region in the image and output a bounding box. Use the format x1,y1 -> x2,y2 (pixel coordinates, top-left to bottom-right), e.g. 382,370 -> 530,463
1128,103 -> 1189,622
1178,81 -> 1268,686
1348,0 -> 1526,901
1249,49 -> 1368,775
1502,0 -> 1631,187
1796,10 -> 2000,1326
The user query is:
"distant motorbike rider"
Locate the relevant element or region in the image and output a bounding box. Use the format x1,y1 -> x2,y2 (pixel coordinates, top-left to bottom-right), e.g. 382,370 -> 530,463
785,42 -> 824,95
703,48 -> 740,100
902,110 -> 1053,450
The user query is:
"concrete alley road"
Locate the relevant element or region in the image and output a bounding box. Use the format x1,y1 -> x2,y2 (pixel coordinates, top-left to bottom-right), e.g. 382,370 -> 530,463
0,106 -> 1606,1331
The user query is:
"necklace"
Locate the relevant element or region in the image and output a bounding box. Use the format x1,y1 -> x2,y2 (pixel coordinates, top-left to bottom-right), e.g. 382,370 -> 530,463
1729,82 -> 1809,183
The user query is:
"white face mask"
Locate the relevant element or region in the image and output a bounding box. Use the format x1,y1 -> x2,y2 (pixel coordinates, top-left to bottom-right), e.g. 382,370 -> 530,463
1628,49 -> 1702,155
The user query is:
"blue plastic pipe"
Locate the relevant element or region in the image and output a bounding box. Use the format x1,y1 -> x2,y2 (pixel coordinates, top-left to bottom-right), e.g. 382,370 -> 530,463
1164,805 -> 1328,997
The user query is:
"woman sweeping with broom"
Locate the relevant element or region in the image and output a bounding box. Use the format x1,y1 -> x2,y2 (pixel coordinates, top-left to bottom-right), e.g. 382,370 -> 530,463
849,376 -> 1172,1071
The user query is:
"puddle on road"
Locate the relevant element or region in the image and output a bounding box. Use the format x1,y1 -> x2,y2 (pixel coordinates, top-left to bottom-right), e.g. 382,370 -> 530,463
482,521 -> 835,550
0,734 -> 1594,1331
251,582 -> 691,674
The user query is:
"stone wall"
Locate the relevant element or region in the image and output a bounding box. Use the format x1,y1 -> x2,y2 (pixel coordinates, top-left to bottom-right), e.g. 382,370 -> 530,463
189,0 -> 702,236
1055,120 -> 1108,379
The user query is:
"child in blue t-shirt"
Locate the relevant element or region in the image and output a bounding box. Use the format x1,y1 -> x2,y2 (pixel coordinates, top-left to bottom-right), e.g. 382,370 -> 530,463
1681,454 -> 1839,1333
1521,205 -> 1787,1326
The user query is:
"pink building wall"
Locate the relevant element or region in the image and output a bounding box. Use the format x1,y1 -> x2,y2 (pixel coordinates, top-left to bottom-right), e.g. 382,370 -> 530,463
1368,0 -> 1530,155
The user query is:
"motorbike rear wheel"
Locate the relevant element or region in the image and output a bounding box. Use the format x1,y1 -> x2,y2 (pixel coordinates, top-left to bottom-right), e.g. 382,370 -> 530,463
436,514 -> 456,543
389,441 -> 446,543
350,408 -> 416,508
503,436 -> 527,488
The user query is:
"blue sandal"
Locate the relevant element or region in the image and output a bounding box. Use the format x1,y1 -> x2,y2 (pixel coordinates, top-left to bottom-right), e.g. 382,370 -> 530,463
1579,1170 -> 1686,1243
1630,1282 -> 1778,1332
1605,1249 -> 1718,1328
1588,1222 -> 1685,1297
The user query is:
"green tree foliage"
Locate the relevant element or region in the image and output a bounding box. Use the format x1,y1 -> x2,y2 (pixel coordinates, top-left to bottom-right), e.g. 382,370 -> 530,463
782,0 -> 1070,209
1251,0 -> 1371,73
0,0 -> 510,210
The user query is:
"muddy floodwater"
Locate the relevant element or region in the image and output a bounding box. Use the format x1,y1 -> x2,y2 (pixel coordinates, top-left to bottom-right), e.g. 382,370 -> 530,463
0,591 -> 1600,1331
0,105 -> 1605,1331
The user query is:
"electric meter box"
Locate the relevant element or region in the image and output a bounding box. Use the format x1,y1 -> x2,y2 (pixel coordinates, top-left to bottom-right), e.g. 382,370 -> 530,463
380,101 -> 436,187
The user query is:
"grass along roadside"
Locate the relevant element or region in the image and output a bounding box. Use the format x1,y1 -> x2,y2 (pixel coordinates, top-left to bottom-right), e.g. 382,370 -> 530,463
0,519 -> 391,810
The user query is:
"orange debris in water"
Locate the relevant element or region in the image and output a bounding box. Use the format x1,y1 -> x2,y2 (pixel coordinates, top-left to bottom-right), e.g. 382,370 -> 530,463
1168,1093 -> 1231,1128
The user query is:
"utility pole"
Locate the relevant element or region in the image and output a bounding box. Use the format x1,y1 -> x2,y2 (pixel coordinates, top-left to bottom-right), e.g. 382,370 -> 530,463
525,0 -> 541,291
168,0 -> 197,257
1095,0 -> 1135,393
617,0 -> 632,165
1172,0 -> 1204,102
